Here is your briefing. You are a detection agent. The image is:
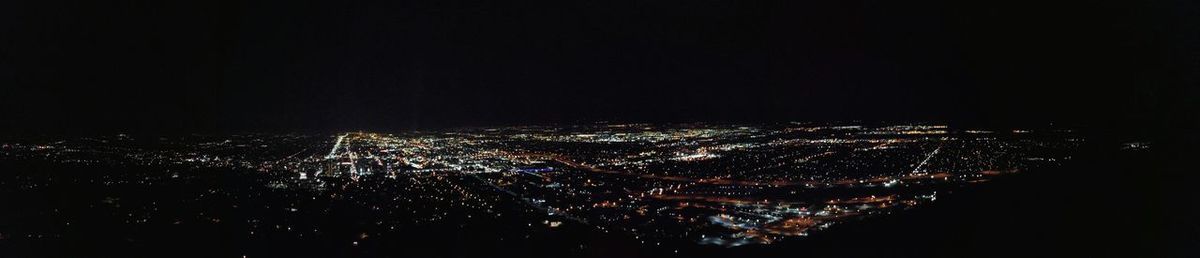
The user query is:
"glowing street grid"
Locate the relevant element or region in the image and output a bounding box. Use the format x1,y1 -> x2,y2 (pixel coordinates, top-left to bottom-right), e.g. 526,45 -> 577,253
1,123 -> 1081,247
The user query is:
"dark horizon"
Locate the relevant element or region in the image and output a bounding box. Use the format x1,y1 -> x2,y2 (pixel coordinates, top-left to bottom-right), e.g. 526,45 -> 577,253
3,0 -> 1197,136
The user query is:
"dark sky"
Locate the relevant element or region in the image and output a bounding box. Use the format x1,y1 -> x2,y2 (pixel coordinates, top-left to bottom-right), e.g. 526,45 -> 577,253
2,0 -> 1196,134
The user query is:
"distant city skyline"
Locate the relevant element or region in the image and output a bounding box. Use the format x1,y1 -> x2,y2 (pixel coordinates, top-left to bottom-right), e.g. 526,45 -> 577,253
0,123 -> 1081,254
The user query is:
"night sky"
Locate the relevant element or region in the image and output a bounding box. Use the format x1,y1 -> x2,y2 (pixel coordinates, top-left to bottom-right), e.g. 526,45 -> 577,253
2,0 -> 1196,134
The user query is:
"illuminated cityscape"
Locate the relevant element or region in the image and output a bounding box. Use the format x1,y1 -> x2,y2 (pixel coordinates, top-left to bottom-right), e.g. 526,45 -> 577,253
4,0 -> 1193,255
0,123 -> 1084,256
